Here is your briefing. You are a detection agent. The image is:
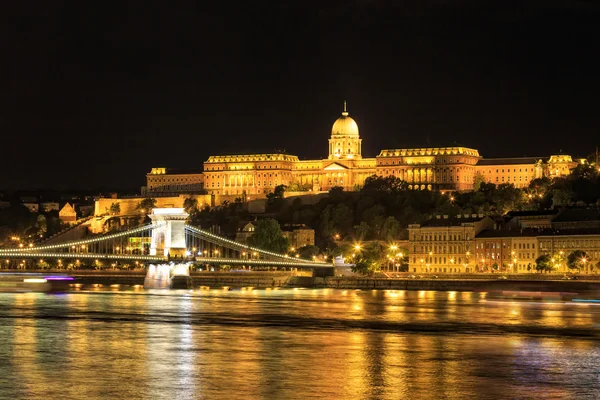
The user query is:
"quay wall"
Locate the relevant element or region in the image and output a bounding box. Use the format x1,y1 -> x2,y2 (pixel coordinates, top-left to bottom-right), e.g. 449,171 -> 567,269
315,277 -> 600,294
5,270 -> 600,292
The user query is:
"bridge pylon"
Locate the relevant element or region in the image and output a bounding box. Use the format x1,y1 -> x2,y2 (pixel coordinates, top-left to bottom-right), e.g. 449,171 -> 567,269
149,208 -> 189,258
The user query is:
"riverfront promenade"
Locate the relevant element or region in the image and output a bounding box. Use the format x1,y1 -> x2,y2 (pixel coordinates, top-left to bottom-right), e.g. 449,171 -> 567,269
4,269 -> 600,294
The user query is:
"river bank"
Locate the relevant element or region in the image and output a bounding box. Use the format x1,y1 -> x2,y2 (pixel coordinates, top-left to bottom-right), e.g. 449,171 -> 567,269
4,270 -> 600,294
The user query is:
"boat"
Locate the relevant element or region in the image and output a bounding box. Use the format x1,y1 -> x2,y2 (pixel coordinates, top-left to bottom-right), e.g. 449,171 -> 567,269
0,272 -> 74,293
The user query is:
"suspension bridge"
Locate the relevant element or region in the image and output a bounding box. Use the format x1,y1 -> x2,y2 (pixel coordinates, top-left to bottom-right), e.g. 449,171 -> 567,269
0,208 -> 333,275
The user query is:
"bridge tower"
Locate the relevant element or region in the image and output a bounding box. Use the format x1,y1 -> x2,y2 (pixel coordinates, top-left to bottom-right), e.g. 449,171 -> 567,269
149,208 -> 189,257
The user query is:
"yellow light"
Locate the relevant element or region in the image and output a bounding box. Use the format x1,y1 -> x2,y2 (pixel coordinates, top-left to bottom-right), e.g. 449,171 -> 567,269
24,278 -> 47,283
354,244 -> 361,251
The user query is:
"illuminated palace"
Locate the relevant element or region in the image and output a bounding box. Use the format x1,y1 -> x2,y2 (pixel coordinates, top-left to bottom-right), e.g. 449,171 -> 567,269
145,103 -> 577,197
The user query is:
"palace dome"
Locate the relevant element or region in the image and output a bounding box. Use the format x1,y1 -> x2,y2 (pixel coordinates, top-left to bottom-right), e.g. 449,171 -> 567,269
331,103 -> 359,137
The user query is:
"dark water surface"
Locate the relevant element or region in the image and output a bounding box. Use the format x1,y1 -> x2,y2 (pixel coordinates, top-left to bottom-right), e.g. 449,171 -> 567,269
1,288 -> 600,399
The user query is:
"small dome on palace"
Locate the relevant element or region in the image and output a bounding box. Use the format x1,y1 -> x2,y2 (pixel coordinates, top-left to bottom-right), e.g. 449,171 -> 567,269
331,103 -> 359,137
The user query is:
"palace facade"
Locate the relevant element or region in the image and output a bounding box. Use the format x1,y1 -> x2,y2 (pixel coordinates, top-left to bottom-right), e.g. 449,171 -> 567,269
144,103 -> 578,197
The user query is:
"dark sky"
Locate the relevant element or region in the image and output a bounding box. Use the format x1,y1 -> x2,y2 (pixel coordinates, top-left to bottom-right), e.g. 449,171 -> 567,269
2,1 -> 599,191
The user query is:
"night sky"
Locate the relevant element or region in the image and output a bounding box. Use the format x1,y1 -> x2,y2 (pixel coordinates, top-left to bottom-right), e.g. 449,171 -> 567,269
3,1 -> 599,191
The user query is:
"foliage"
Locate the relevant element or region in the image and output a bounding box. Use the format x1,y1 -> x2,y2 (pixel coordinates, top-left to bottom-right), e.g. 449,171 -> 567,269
535,254 -> 552,272
567,250 -> 588,270
34,214 -> 47,235
354,221 -> 370,240
381,216 -> 401,241
108,202 -> 121,215
297,245 -> 319,259
246,218 -> 290,253
287,182 -> 312,192
183,197 -> 199,214
266,185 -> 287,212
136,198 -> 157,213
351,241 -> 385,275
363,175 -> 408,192
473,172 -> 485,192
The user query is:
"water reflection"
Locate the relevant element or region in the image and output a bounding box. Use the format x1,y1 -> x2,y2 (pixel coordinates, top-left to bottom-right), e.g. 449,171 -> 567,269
0,290 -> 600,399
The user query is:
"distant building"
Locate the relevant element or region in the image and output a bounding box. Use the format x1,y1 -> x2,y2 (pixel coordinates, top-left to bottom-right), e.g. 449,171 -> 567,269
504,210 -> 560,229
409,207 -> 600,274
59,203 -> 77,224
23,203 -> 39,213
235,221 -> 257,244
408,215 -> 495,273
281,224 -> 315,248
40,202 -> 60,212
145,167 -> 205,196
234,221 -> 315,249
146,103 -> 579,198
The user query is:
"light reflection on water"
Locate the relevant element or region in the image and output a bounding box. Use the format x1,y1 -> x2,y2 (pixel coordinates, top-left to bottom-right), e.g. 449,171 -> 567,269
0,289 -> 599,399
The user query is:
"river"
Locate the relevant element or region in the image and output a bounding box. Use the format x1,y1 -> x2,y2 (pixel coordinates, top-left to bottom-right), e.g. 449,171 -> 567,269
0,288 -> 599,399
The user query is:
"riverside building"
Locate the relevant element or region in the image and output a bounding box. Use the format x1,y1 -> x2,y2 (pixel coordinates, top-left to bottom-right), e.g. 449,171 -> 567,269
409,208 -> 600,274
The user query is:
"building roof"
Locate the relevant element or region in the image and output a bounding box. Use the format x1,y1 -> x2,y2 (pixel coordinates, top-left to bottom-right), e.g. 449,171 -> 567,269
281,224 -> 312,232
506,209 -> 560,218
552,208 -> 600,223
331,102 -> 359,137
378,147 -> 480,157
59,202 -> 77,216
477,229 -> 544,238
418,215 -> 489,227
149,167 -> 203,175
540,228 -> 600,236
476,157 -> 548,166
206,153 -> 300,163
476,157 -> 544,166
477,227 -> 600,238
237,220 -> 257,232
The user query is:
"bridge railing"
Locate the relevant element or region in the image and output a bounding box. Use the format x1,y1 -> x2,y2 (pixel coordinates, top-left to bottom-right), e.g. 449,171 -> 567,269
0,224 -> 158,254
184,224 -> 328,266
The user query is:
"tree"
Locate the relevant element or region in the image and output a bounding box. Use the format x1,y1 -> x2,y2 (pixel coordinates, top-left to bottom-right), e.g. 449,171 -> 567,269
298,245 -> 319,259
567,250 -> 588,271
287,182 -> 312,192
351,241 -> 385,275
266,185 -> 287,212
354,221 -> 370,240
109,202 -> 121,215
34,214 -> 47,236
551,188 -> 573,208
362,175 -> 408,192
351,258 -> 373,275
246,218 -> 290,254
361,205 -> 386,236
381,216 -> 400,241
535,254 -> 552,273
331,203 -> 353,234
136,198 -> 157,213
183,197 -> 198,213
473,172 -> 485,191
